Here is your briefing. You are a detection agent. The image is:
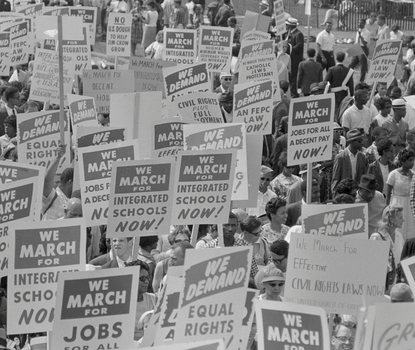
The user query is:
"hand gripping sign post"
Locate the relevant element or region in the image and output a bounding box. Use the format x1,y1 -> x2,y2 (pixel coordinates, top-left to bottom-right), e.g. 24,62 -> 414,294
163,28 -> 197,65
7,219 -> 86,334
106,12 -> 132,61
254,300 -> 330,350
51,268 -> 139,350
106,158 -> 175,238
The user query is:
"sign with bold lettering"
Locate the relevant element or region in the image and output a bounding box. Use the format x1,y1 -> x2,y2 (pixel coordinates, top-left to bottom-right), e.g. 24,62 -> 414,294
171,149 -> 236,224
67,94 -> 98,128
51,268 -> 138,350
2,20 -> 30,66
8,219 -> 86,334
107,158 -> 175,237
287,94 -> 334,166
183,123 -> 248,201
163,29 -> 197,65
254,300 -> 330,350
106,13 -> 132,57
367,40 -> 402,85
78,140 -> 138,226
400,256 -> 415,294
151,118 -> 190,158
175,92 -> 223,123
174,247 -> 252,350
273,0 -> 286,36
0,32 -> 10,75
0,162 -> 45,185
69,6 -> 97,45
234,80 -> 273,135
42,6 -> 70,16
302,204 -> 369,239
76,126 -> 126,149
284,233 -> 389,315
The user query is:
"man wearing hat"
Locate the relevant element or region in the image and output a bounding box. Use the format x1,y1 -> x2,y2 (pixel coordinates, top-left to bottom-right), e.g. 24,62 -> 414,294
297,48 -> 323,96
248,165 -> 277,217
285,18 -> 304,97
355,174 -> 385,235
215,71 -> 233,94
383,99 -> 409,146
332,129 -> 368,195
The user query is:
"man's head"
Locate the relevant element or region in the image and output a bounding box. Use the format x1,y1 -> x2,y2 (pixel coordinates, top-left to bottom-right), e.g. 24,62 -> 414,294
3,115 -> 16,138
377,82 -> 387,97
59,167 -> 74,198
139,235 -> 159,251
359,18 -> 366,29
335,179 -> 358,199
285,17 -> 298,31
369,12 -> 377,24
325,21 -> 332,32
4,86 -> 21,108
280,80 -> 289,94
377,138 -> 394,161
375,96 -> 391,114
335,51 -> 345,63
170,241 -> 193,266
390,86 -> 402,100
355,82 -> 370,93
390,283 -> 414,303
112,237 -> 133,261
307,48 -> 316,58
168,226 -> 191,245
270,240 -> 289,272
259,165 -> 273,193
347,129 -> 364,151
332,322 -> 356,350
227,16 -> 237,28
371,126 -> 388,143
392,99 -> 406,120
407,129 -> 415,150
354,89 -> 369,107
301,179 -> 320,203
357,174 -> 378,202
377,14 -> 385,26
173,0 -> 181,7
97,113 -> 110,126
64,198 -> 82,218
219,71 -> 233,90
223,212 -> 239,241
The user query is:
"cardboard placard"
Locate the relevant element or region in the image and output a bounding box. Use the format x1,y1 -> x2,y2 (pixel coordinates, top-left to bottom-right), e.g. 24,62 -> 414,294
239,289 -> 259,350
175,92 -> 223,123
240,10 -> 271,39
198,26 -> 233,73
15,3 -> 44,19
78,140 -> 139,226
0,32 -> 11,76
140,339 -> 225,350
400,255 -> 415,294
76,126 -> 126,149
51,268 -> 138,350
0,162 -> 45,185
284,233 -> 389,315
302,203 -> 369,239
106,12 -> 132,57
35,15 -> 83,41
242,30 -> 271,42
17,110 -> 71,172
67,94 -> 98,128
171,149 -> 236,224
287,94 -> 334,166
107,158 -> 175,237
41,6 -> 70,16
273,0 -> 286,36
2,20 -> 30,66
8,219 -> 86,334
163,29 -> 197,65
254,300 -> 331,350
183,123 -> 248,201
69,6 -> 97,45
233,80 -> 273,135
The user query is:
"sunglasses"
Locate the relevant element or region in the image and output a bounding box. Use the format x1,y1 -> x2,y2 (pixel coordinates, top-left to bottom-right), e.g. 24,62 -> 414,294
223,78 -> 232,81
260,177 -> 271,182
267,282 -> 285,288
139,276 -> 150,282
174,239 -> 190,244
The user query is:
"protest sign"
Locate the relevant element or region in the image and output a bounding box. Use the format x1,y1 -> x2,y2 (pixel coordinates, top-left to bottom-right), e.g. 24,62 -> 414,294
51,268 -> 138,350
62,26 -> 91,74
242,30 -> 270,42
8,219 -> 86,334
78,140 -> 138,226
35,15 -> 83,42
0,177 -> 40,277
198,26 -> 233,73
67,94 -> 98,128
69,6 -> 97,45
183,123 -> 248,201
254,300 -> 330,350
400,255 -> 415,294
129,57 -> 176,98
171,149 -> 236,224
284,233 -> 389,315
240,10 -> 271,38
17,109 -> 71,172
366,40 -> 402,85
233,80 -> 273,135
15,3 -> 44,18
174,247 -> 252,350
273,0 -> 286,36
372,303 -> 415,350
0,162 -> 45,185
163,29 -> 197,65
82,69 -> 135,113
77,126 -> 126,149
106,12 -> 132,57
163,63 -> 210,118
239,289 -> 259,350
287,94 -> 334,166
42,6 -> 70,16
302,203 -> 369,239
140,339 -> 225,350
0,32 -> 10,76
107,158 -> 175,237
151,118 -> 191,158
29,48 -> 74,105
175,92 -> 223,123
2,20 -> 30,66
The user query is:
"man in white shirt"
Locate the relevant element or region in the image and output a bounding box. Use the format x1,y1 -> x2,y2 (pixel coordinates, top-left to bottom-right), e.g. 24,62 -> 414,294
248,165 -> 277,217
376,14 -> 390,41
316,21 -> 335,72
342,89 -> 371,136
349,18 -> 370,82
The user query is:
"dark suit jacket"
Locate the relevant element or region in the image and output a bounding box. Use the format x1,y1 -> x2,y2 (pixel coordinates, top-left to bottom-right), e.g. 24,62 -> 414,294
297,59 -> 323,94
0,107 -> 7,136
271,133 -> 288,175
286,200 -> 302,227
215,4 -> 232,27
332,149 -> 368,195
102,258 -> 119,269
324,64 -> 354,105
367,160 -> 397,194
287,28 -> 304,73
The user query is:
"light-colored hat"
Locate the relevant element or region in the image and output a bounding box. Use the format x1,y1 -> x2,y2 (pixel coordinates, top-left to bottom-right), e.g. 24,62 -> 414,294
259,0 -> 269,6
260,165 -> 273,176
392,98 -> 406,108
333,122 -> 342,130
262,264 -> 285,283
346,129 -> 363,142
219,71 -> 233,79
285,18 -> 299,26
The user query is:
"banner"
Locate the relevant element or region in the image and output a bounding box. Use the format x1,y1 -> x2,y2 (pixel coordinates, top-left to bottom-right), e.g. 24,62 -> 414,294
69,6 -> 97,45
0,178 -> 40,277
51,268 -> 138,350
198,26 -> 233,73
106,12 -> 132,57
17,109 -> 71,171
78,140 -> 138,226
42,6 -> 70,16
183,123 -> 248,201
0,162 -> 45,185
233,80 -> 273,135
163,29 -> 197,65
76,126 -> 126,149
129,57 -> 176,98
254,300 -> 330,350
107,158 -> 175,237
302,203 -> 369,239
2,20 -> 30,66
174,247 -> 252,350
287,94 -> 334,166
242,30 -> 271,42
15,3 -> 44,19
82,69 -> 135,113
366,40 -> 402,85
284,233 -> 389,315
273,0 -> 286,36
140,340 -> 225,350
67,94 -> 98,128
8,219 -> 86,334
0,32 -> 10,76
163,63 -> 210,118
175,92 -> 223,123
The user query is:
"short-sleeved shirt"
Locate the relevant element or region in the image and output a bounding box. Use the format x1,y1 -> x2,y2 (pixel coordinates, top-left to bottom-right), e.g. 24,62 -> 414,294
41,186 -> 68,221
316,30 -> 335,51
365,20 -> 379,40
342,104 -> 372,134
